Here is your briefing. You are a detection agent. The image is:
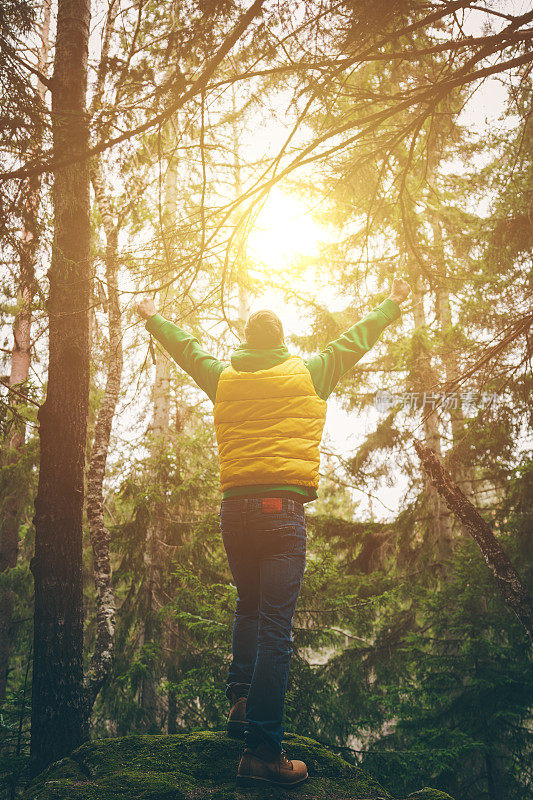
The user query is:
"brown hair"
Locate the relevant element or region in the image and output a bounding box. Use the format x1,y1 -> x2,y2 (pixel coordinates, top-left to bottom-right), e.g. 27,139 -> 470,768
244,309 -> 284,349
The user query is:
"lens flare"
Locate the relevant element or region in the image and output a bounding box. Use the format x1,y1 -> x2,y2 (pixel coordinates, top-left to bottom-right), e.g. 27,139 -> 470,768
247,187 -> 328,272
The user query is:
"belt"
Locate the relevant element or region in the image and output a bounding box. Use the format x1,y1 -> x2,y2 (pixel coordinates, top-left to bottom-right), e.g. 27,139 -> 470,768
221,496 -> 305,513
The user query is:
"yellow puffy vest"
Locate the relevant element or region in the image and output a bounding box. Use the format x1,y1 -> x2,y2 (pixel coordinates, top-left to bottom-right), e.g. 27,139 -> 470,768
213,356 -> 327,491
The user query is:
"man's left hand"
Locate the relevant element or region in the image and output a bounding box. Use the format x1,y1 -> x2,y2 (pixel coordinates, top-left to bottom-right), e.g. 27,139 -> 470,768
389,277 -> 411,305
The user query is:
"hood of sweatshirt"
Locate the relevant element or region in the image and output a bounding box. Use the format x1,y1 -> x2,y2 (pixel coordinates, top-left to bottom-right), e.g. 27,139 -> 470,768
230,343 -> 291,372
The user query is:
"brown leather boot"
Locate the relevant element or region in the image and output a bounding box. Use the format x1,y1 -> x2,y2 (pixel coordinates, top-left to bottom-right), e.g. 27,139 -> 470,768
236,742 -> 308,787
227,691 -> 247,738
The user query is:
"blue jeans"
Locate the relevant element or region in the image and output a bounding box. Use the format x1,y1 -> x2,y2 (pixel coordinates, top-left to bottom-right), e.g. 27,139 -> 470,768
220,496 -> 307,754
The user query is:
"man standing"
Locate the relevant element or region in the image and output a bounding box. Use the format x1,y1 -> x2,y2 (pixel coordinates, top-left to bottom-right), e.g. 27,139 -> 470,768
136,276 -> 410,788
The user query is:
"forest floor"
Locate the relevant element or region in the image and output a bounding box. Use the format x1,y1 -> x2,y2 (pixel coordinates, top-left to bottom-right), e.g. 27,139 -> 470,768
22,729 -> 454,800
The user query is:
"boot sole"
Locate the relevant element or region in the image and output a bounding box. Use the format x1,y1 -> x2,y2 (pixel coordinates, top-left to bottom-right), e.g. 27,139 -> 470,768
236,773 -> 308,788
227,720 -> 247,738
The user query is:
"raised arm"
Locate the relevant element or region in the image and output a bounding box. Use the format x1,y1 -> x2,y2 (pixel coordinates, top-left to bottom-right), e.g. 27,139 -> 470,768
136,297 -> 227,404
305,277 -> 411,400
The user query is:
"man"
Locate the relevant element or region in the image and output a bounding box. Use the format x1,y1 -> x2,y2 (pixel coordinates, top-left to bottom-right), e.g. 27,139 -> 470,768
136,276 -> 410,788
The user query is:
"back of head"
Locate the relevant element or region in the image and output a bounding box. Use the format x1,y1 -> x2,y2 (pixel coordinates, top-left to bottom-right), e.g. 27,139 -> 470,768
244,309 -> 284,349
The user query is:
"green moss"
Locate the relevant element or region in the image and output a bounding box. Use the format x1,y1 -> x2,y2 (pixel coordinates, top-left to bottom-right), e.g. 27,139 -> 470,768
23,730 -> 454,800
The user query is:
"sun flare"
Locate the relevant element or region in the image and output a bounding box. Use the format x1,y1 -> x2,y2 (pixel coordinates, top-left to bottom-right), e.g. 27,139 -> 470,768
246,187 -> 329,273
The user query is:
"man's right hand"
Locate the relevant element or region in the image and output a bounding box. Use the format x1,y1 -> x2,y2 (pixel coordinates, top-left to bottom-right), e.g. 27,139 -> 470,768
136,297 -> 158,320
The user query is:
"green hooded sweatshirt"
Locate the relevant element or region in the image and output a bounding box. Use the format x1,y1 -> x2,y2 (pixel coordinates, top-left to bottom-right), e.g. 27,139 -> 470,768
145,298 -> 401,502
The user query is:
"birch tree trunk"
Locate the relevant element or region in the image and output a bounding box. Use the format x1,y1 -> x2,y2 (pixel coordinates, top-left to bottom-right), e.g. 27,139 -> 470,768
83,0 -> 120,713
30,0 -> 92,775
0,0 -> 51,707
85,163 -> 121,708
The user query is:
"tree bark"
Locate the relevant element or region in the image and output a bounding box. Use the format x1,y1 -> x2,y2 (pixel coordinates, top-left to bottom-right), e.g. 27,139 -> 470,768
232,88 -> 249,327
83,0 -> 121,712
140,158 -> 177,727
409,269 -> 454,562
430,215 -> 475,498
84,162 -> 121,708
413,438 -> 533,640
30,0 -> 92,776
0,283 -> 33,705
0,0 -> 51,708
166,620 -> 179,734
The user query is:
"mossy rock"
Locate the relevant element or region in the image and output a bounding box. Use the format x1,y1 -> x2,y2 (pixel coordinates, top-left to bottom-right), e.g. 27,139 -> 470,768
23,730 -> 454,800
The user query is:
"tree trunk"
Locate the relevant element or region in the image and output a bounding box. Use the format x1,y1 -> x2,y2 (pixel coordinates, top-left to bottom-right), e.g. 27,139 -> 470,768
83,0 -> 121,711
430,216 -> 475,499
0,279 -> 33,705
166,620 -> 179,733
409,269 -> 454,562
30,0 -> 92,776
85,162 -> 121,708
232,89 -> 249,326
414,438 -> 533,640
142,347 -> 171,727
0,0 -> 51,708
140,158 -> 177,728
